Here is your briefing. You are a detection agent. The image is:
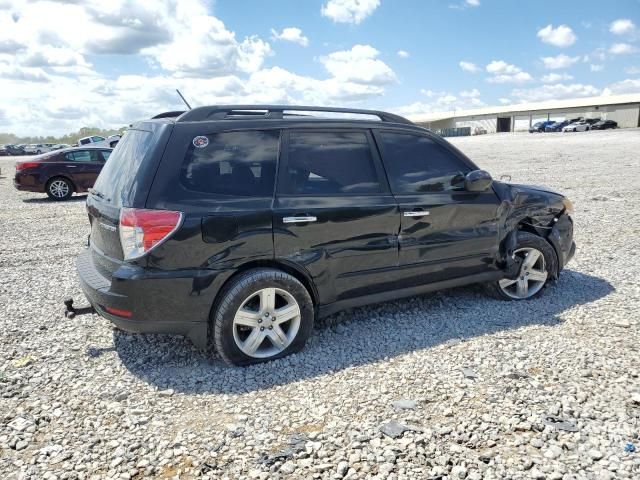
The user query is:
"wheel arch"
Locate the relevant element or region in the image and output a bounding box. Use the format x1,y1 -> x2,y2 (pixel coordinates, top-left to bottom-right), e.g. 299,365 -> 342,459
208,259 -> 319,323
514,218 -> 561,278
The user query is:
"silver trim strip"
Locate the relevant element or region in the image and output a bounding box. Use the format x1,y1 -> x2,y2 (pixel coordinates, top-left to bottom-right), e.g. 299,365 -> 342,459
403,211 -> 430,217
283,216 -> 317,224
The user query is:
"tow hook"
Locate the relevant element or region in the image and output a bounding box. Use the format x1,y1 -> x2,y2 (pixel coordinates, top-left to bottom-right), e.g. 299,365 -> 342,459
64,297 -> 95,319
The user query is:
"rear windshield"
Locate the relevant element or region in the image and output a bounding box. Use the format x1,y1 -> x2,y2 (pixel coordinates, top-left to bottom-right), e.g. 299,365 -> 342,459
92,129 -> 153,206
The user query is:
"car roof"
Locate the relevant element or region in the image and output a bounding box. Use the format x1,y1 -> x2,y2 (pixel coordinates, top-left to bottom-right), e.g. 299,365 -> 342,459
57,146 -> 113,153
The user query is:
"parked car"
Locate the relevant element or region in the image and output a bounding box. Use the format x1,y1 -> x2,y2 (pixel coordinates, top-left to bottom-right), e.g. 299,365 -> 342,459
13,146 -> 112,200
23,143 -> 55,155
2,144 -> 27,155
591,119 -> 618,130
544,120 -> 570,132
563,121 -> 591,132
51,144 -> 71,150
529,120 -> 554,133
76,105 -> 575,366
78,135 -> 121,148
0,145 -> 7,156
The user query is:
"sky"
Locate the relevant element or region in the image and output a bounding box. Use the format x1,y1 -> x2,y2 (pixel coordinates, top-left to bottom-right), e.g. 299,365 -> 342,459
1,0 -> 639,135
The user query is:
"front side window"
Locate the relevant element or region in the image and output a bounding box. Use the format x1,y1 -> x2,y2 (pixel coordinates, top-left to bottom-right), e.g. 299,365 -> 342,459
379,132 -> 470,194
284,131 -> 381,195
91,136 -> 105,142
181,130 -> 280,197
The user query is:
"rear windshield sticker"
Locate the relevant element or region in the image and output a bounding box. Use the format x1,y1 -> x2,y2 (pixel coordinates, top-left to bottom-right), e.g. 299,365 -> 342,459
193,136 -> 209,148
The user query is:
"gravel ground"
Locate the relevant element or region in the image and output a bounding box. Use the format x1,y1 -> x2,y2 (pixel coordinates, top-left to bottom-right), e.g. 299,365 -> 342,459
1,129 -> 639,480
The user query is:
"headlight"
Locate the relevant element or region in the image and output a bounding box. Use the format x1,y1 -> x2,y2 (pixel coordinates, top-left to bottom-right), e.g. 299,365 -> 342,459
562,197 -> 574,215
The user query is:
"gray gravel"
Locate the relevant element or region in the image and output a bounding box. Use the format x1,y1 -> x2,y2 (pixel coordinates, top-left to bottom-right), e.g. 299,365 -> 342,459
1,129 -> 639,479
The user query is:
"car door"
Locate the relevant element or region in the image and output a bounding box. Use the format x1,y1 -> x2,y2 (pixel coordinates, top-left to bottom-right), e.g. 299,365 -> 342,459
63,150 -> 103,190
374,130 -> 502,288
273,129 -> 400,305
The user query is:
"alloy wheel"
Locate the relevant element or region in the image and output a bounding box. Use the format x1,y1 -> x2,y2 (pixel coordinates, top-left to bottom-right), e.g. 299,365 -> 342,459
49,180 -> 70,199
498,247 -> 548,299
232,287 -> 301,358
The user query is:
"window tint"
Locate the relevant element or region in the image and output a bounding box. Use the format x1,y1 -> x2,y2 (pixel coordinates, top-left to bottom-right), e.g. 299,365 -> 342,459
79,138 -> 90,145
379,132 -> 470,194
65,150 -> 100,162
100,150 -> 111,162
284,131 -> 381,195
93,129 -> 154,207
181,130 -> 279,197
91,136 -> 105,142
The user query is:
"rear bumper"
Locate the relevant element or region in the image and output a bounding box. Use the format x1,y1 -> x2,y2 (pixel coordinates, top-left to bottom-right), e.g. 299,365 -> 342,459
76,248 -> 232,349
14,174 -> 44,192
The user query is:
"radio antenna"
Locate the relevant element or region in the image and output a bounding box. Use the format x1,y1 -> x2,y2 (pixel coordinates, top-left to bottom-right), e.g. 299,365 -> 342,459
176,89 -> 192,110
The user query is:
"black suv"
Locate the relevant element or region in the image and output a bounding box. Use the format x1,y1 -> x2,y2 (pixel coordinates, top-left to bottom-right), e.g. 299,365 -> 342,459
77,105 -> 575,366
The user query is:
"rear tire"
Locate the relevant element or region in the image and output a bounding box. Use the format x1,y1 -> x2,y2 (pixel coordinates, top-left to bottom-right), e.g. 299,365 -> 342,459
486,232 -> 558,301
212,269 -> 314,366
46,177 -> 74,201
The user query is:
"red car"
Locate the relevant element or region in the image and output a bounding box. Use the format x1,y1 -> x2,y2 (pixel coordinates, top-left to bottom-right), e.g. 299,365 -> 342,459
14,146 -> 113,200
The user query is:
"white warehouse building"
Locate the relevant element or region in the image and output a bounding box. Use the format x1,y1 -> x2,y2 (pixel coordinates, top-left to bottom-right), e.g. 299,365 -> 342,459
408,93 -> 640,134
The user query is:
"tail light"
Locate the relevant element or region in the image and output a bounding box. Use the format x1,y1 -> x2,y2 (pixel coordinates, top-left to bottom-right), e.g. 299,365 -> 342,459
16,162 -> 40,171
119,208 -> 183,260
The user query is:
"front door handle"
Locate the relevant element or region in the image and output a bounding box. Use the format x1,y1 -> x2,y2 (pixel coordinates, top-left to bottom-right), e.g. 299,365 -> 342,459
283,216 -> 317,224
403,210 -> 430,217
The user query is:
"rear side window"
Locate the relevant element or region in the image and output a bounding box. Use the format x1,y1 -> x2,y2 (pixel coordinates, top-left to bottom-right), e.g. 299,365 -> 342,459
379,132 -> 470,194
283,131 -> 381,195
65,150 -> 100,162
181,130 -> 279,197
92,129 -> 154,206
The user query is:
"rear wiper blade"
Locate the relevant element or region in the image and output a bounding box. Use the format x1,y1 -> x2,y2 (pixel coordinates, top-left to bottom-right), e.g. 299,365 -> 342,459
88,188 -> 109,201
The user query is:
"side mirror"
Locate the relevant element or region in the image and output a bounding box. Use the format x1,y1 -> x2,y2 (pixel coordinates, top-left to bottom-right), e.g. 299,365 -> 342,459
465,169 -> 493,192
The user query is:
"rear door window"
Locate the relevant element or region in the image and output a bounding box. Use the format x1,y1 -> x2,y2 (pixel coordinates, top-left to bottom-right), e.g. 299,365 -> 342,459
283,131 -> 382,195
180,130 -> 280,197
66,150 -> 100,162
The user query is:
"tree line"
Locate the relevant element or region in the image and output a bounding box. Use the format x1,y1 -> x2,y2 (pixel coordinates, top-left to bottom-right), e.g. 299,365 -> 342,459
0,126 -> 128,145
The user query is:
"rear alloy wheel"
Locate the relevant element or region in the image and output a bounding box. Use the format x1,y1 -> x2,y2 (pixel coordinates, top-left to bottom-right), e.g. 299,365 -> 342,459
46,177 -> 73,201
213,269 -> 314,366
487,232 -> 557,300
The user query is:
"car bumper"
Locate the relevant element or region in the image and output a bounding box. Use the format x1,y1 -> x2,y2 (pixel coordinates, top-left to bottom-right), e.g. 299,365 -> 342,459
546,212 -> 575,272
76,248 -> 232,349
13,176 -> 44,192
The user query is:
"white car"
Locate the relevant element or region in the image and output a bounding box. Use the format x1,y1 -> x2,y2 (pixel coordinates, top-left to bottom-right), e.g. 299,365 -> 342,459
77,135 -> 121,148
562,121 -> 590,132
23,143 -> 55,154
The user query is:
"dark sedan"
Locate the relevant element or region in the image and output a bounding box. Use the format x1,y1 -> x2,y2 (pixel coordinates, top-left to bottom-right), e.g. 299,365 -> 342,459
14,146 -> 112,200
2,144 -> 27,156
591,119 -> 618,130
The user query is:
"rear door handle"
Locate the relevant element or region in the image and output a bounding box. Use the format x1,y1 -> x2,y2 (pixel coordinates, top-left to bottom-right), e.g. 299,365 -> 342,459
403,210 -> 430,217
283,216 -> 317,224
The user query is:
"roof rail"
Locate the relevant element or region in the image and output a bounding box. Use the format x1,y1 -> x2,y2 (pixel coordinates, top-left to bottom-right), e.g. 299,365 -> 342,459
151,111 -> 187,119
175,105 -> 413,125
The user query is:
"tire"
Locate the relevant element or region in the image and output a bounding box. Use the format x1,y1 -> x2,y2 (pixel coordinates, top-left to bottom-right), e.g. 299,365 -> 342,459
212,269 -> 314,366
36,150 -> 42,154
46,177 -> 74,201
486,232 -> 558,301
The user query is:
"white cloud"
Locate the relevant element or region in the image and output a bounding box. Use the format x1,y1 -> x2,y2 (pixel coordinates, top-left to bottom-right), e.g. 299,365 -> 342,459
459,88 -> 480,98
0,1 -> 401,136
602,78 -> 640,95
541,73 -> 573,83
498,98 -> 511,105
541,54 -> 580,69
609,43 -> 636,55
466,0 -> 480,6
397,50 -> 409,58
485,60 -> 532,83
590,64 -> 604,72
511,83 -> 600,102
320,44 -> 397,85
459,60 -> 480,73
625,66 -> 640,75
270,27 -> 309,47
321,0 -> 380,24
537,24 -> 577,47
420,89 -> 435,97
610,19 -> 636,36
449,0 -> 480,9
